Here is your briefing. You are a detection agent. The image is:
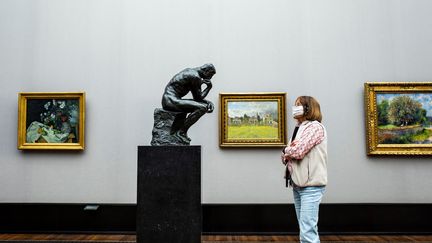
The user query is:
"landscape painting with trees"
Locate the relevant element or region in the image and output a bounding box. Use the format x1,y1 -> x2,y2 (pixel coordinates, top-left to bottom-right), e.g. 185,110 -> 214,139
219,93 -> 286,147
227,101 -> 279,139
377,93 -> 432,144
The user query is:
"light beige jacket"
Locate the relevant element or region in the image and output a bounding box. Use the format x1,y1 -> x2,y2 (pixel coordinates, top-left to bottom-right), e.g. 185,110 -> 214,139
289,120 -> 328,187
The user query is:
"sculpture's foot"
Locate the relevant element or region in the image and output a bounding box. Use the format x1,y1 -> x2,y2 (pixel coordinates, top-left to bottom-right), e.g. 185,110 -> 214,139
173,131 -> 191,143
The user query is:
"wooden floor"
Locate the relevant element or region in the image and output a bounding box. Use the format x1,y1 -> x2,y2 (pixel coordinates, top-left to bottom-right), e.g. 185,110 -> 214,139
0,234 -> 432,242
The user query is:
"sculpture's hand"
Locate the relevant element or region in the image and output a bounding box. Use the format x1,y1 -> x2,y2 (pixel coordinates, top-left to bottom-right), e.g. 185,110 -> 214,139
206,101 -> 214,113
202,79 -> 212,89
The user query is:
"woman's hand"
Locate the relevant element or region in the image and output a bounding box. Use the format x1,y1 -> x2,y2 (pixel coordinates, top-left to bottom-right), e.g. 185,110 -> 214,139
282,141 -> 297,164
281,152 -> 291,165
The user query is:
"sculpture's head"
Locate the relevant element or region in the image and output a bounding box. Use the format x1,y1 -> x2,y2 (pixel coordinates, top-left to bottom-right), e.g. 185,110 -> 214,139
198,63 -> 216,79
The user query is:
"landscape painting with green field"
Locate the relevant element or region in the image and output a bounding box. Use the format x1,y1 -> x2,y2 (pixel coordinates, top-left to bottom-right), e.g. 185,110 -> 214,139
377,93 -> 432,144
227,101 -> 279,139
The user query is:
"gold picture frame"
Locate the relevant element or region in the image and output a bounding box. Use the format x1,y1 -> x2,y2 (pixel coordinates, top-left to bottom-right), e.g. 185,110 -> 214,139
18,92 -> 86,150
219,92 -> 286,147
365,82 -> 432,155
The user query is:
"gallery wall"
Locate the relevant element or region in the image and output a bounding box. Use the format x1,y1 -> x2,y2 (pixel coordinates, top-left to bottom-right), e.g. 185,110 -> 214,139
1,0 -> 432,204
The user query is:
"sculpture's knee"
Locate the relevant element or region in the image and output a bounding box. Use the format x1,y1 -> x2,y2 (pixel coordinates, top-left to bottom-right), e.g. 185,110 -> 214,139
197,104 -> 208,114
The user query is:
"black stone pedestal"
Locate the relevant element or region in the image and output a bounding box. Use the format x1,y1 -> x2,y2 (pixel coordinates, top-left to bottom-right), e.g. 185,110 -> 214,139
137,146 -> 201,243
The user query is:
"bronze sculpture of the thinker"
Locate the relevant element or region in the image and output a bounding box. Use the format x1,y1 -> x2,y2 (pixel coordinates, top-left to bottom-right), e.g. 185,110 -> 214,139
151,63 -> 216,145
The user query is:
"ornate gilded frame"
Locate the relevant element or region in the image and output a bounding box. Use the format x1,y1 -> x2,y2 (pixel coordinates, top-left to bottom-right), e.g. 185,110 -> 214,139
219,92 -> 286,147
18,92 -> 86,150
365,82 -> 432,155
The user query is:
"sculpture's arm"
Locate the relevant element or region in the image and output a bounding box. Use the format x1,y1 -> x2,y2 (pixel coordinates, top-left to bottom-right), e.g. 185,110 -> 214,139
191,76 -> 212,101
191,78 -> 203,101
200,79 -> 212,99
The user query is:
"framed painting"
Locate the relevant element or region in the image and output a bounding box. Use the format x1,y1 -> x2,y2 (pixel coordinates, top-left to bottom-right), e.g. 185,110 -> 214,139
219,92 -> 286,147
365,82 -> 432,155
18,92 -> 85,150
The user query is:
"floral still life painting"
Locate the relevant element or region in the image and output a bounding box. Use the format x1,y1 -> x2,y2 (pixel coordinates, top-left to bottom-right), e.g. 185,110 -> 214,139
18,92 -> 85,150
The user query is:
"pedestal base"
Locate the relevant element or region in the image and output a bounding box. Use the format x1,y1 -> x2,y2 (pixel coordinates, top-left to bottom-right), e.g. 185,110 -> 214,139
137,146 -> 201,243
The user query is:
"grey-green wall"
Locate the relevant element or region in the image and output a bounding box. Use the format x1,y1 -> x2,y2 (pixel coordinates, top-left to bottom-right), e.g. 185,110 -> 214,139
1,0 -> 432,203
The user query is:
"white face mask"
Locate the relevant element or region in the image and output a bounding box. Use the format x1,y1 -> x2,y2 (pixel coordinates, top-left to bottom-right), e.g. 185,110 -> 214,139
292,105 -> 304,118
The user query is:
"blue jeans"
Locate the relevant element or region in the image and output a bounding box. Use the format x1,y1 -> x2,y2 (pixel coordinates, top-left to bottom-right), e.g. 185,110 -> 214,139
293,186 -> 326,243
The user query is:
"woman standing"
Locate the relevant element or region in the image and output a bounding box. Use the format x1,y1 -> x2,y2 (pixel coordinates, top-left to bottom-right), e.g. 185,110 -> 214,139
282,96 -> 328,243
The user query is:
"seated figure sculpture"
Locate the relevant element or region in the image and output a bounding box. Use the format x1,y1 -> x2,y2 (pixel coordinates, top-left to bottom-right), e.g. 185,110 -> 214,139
151,63 -> 216,145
